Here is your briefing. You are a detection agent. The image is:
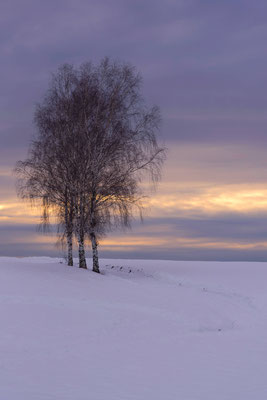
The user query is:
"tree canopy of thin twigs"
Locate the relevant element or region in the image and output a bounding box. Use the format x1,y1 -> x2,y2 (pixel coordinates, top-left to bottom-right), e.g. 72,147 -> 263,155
15,58 -> 166,273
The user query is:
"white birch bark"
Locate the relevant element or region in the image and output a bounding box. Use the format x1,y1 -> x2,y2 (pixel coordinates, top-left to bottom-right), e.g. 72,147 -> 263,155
67,231 -> 73,266
90,231 -> 100,273
78,234 -> 87,269
76,204 -> 87,269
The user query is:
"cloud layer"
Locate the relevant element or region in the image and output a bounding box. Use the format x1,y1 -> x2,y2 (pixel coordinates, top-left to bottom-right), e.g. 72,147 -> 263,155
1,0 -> 267,260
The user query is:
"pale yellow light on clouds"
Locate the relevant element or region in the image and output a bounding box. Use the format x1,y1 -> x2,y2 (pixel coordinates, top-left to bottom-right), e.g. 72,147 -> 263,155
1,140 -> 267,256
146,183 -> 267,217
143,141 -> 267,217
3,182 -> 267,224
100,236 -> 267,251
2,142 -> 267,224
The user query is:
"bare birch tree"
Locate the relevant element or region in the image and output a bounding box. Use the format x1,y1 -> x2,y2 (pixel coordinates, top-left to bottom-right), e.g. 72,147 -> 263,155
16,65 -> 78,265
15,58 -> 165,272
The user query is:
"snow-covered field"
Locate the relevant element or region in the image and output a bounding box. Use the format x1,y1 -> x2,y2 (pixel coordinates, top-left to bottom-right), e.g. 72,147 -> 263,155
0,257 -> 267,399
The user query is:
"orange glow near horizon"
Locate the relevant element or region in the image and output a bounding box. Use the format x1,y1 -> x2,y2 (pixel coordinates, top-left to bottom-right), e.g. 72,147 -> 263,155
4,229 -> 267,252
2,141 -> 267,255
145,184 -> 267,217
100,236 -> 267,251
3,183 -> 267,224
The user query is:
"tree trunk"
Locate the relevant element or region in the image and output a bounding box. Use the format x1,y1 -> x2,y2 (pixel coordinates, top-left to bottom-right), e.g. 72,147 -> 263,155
90,231 -> 100,273
67,231 -> 73,266
78,234 -> 87,269
65,197 -> 74,266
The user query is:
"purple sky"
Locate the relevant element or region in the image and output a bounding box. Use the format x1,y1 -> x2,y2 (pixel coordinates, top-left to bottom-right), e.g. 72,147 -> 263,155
1,0 -> 267,260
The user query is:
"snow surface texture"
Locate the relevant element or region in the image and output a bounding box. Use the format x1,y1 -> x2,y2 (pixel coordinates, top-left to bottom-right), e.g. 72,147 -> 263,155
0,257 -> 267,399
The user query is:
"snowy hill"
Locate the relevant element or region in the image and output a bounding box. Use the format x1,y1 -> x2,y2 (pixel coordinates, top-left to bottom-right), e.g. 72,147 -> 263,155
0,257 -> 267,399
